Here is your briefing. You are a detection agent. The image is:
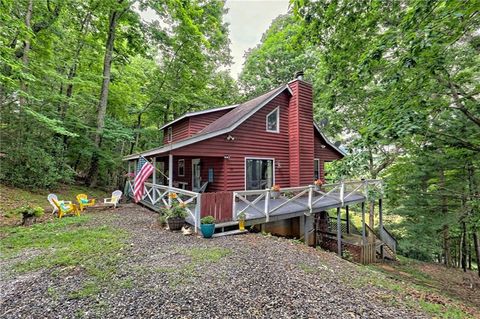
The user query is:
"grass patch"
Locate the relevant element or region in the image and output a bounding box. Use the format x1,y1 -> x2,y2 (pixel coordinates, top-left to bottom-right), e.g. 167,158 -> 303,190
184,247 -> 231,263
298,262 -> 317,274
0,183 -> 110,213
0,216 -> 127,299
418,301 -> 467,319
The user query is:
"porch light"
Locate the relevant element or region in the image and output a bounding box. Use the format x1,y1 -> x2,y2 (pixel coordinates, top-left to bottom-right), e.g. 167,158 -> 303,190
224,155 -> 230,159
226,134 -> 235,141
320,144 -> 326,148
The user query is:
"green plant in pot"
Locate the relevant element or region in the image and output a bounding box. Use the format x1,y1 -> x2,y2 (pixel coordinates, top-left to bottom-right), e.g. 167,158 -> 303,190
7,205 -> 45,226
161,193 -> 188,231
200,215 -> 216,238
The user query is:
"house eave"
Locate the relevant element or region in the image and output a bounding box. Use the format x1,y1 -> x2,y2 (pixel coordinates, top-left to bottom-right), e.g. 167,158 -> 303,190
158,104 -> 239,131
313,122 -> 347,157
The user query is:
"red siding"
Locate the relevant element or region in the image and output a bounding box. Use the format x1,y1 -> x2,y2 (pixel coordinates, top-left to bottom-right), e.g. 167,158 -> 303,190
189,110 -> 231,135
288,80 -> 314,186
162,119 -> 190,144
162,110 -> 232,145
313,131 -> 343,180
173,91 -> 292,191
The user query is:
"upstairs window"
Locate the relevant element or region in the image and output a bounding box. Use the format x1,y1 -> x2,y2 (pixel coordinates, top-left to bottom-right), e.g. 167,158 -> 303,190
266,107 -> 279,133
178,159 -> 185,177
167,127 -> 173,142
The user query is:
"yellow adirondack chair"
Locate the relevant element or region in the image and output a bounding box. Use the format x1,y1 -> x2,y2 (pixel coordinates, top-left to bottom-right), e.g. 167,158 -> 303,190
76,194 -> 96,212
52,199 -> 80,218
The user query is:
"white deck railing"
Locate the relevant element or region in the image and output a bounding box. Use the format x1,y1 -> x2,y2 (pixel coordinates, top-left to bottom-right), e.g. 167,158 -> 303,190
232,180 -> 383,222
126,181 -> 201,230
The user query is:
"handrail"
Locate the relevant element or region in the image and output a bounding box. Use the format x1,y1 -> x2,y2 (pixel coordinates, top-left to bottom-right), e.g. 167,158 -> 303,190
232,179 -> 383,221
126,181 -> 201,232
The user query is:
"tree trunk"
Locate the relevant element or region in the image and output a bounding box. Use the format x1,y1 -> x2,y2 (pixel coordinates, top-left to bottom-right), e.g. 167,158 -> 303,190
87,4 -> 123,186
19,0 -> 33,108
474,231 -> 480,277
439,168 -> 451,267
462,223 -> 467,272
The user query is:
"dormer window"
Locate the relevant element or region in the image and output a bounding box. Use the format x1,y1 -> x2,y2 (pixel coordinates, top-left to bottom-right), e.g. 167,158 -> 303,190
167,127 -> 173,142
266,107 -> 279,133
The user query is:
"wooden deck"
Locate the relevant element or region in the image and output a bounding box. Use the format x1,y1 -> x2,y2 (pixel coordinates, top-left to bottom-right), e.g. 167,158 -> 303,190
234,192 -> 365,225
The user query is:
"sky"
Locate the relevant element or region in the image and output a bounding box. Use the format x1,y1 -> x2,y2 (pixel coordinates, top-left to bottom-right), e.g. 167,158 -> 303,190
224,0 -> 290,78
138,0 -> 290,79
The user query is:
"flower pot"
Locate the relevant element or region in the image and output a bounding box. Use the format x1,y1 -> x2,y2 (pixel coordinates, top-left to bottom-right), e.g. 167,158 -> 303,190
271,191 -> 280,199
238,219 -> 245,231
167,217 -> 185,231
200,223 -> 215,238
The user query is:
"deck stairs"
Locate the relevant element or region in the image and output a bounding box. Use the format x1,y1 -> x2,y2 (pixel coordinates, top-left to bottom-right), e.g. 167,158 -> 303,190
327,218 -> 397,261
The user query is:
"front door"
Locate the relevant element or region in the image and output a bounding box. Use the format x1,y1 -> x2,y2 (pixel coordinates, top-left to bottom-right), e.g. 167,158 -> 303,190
245,158 -> 274,190
192,159 -> 201,191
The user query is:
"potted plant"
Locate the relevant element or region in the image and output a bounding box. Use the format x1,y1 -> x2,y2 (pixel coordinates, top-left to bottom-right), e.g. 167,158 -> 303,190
161,193 -> 188,231
238,211 -> 246,231
200,215 -> 216,238
7,205 -> 45,226
270,184 -> 281,199
314,179 -> 324,191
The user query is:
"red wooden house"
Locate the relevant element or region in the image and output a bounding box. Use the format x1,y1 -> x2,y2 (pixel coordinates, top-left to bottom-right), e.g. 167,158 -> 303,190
124,73 -> 396,262
124,73 -> 345,194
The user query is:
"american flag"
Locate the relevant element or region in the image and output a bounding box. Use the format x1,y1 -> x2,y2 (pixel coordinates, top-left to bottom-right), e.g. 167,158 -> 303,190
133,156 -> 154,203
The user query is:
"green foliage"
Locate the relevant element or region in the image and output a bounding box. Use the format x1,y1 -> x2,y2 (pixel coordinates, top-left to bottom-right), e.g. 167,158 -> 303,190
200,215 -> 215,224
291,0 -> 480,264
161,201 -> 188,219
0,0 -> 236,189
6,205 -> 45,224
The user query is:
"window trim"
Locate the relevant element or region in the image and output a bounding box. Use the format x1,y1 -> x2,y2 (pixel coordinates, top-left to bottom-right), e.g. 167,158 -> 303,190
266,107 -> 280,133
167,127 -> 173,143
244,157 -> 276,191
178,159 -> 185,177
314,158 -> 320,180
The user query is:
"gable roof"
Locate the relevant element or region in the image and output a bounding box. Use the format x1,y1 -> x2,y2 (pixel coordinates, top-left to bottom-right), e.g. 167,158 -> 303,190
124,85 -> 291,160
159,104 -> 238,130
313,122 -> 347,156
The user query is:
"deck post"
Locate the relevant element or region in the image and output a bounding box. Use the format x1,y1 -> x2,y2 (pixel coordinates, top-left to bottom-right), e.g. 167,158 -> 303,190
232,192 -> 237,220
304,214 -> 314,246
152,157 -> 156,204
264,189 -> 270,222
345,205 -> 350,234
379,198 -> 384,259
168,153 -> 173,206
308,185 -> 313,215
194,194 -> 201,233
340,181 -> 345,206
361,201 -> 366,245
337,207 -> 342,257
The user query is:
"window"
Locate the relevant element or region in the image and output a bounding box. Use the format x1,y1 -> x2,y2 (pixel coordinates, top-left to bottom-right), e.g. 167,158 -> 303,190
167,127 -> 173,142
178,159 -> 185,177
245,158 -> 274,190
266,107 -> 279,132
314,159 -> 320,180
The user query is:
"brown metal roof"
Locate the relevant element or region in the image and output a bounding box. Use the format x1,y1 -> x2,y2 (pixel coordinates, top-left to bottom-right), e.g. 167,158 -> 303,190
195,85 -> 288,136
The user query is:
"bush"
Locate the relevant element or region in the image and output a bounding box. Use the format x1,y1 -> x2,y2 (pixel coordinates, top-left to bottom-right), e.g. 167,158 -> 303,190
160,201 -> 188,219
7,205 -> 45,226
201,215 -> 215,224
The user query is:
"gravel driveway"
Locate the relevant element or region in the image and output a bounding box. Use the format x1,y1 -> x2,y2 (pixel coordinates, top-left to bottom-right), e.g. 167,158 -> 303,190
1,204 -> 428,318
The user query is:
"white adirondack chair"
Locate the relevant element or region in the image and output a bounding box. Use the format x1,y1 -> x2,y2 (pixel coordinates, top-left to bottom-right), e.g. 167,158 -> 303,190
104,190 -> 122,208
47,194 -> 71,214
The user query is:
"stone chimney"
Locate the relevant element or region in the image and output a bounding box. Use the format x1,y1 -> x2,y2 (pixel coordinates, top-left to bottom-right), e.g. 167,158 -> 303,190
288,72 -> 314,186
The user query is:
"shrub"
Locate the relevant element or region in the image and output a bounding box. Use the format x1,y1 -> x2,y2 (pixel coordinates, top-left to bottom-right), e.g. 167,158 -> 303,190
200,215 -> 215,224
160,201 -> 188,219
7,205 -> 45,226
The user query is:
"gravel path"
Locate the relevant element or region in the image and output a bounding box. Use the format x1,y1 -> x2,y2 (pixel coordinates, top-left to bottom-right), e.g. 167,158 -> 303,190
1,204 -> 428,318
